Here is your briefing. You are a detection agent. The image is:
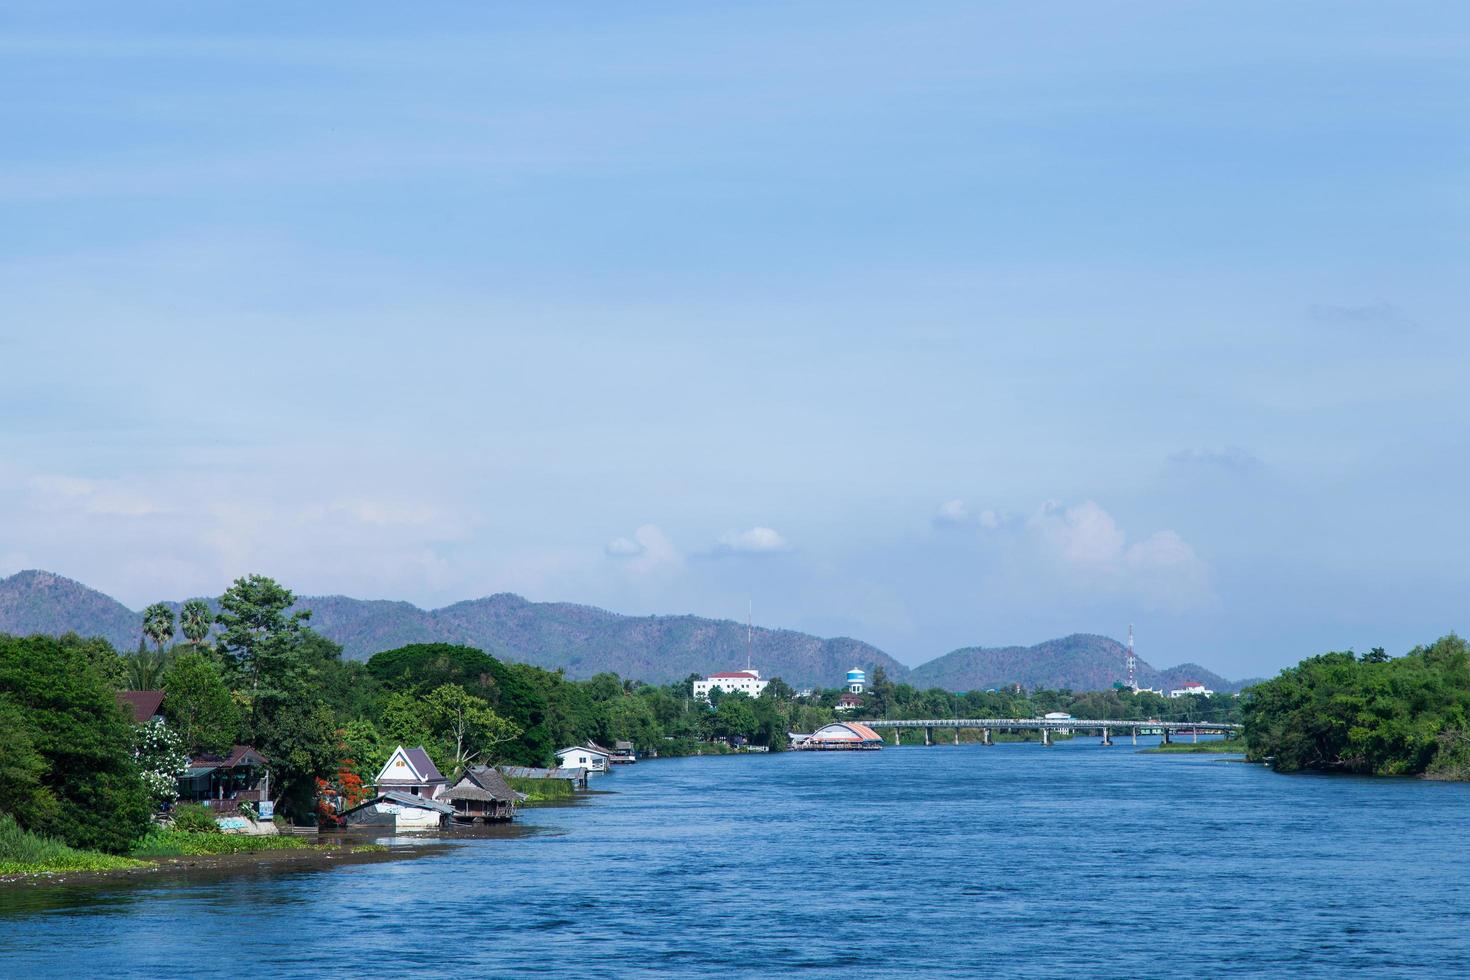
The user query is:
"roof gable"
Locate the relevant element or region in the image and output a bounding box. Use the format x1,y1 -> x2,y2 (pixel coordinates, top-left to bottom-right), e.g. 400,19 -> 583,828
376,745 -> 445,785
117,690 -> 165,723
556,745 -> 609,759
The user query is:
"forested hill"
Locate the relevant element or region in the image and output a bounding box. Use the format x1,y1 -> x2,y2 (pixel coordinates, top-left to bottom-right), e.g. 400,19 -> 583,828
0,570 -> 904,688
0,569 -> 1249,692
909,633 -> 1249,694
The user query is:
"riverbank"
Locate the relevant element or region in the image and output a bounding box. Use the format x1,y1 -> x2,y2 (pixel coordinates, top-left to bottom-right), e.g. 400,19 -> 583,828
0,816 -> 442,889
1140,739 -> 1246,754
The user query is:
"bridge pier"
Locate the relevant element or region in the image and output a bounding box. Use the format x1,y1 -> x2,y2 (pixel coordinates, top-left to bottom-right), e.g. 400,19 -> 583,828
1161,728 -> 1172,745
892,728 -> 901,747
981,728 -> 992,746
1041,727 -> 1052,747
953,728 -> 959,746
1131,728 -> 1137,746
1101,727 -> 1112,746
1192,729 -> 1199,744
924,727 -> 933,746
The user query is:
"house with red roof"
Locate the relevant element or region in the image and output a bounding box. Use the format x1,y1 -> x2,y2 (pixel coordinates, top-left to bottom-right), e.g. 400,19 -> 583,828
116,690 -> 165,725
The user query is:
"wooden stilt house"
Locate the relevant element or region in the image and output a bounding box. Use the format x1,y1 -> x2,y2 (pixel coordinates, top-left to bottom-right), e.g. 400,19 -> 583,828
443,765 -> 524,823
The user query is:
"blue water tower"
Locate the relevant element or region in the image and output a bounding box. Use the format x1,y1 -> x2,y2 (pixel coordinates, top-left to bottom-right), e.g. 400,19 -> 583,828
846,668 -> 866,694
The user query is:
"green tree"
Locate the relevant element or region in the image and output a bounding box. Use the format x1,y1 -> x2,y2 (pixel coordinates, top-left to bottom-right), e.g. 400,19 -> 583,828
868,665 -> 895,717
0,635 -> 152,852
180,599 -> 213,651
763,676 -> 796,702
0,695 -> 60,833
340,718 -> 390,785
142,602 -> 176,652
124,648 -> 171,690
421,684 -> 521,776
161,651 -> 239,754
254,693 -> 339,819
214,574 -> 310,706
711,695 -> 758,741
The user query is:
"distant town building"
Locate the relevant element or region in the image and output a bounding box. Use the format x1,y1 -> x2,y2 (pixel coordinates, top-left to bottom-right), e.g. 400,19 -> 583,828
846,668 -> 866,694
835,692 -> 863,712
1043,711 -> 1075,735
795,721 -> 884,751
692,669 -> 769,702
1168,681 -> 1214,698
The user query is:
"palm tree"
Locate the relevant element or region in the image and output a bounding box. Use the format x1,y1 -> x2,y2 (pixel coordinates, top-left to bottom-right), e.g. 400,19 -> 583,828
125,648 -> 168,690
180,599 -> 212,651
142,602 -> 176,653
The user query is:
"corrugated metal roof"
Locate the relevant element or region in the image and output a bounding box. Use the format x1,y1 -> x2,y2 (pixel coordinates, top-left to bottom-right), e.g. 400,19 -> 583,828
342,791 -> 455,817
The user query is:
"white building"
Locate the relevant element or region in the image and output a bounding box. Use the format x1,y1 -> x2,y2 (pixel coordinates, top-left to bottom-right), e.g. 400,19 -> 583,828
692,669 -> 768,702
374,745 -> 447,799
556,745 -> 611,773
1168,680 -> 1214,698
835,692 -> 863,712
1043,711 -> 1074,734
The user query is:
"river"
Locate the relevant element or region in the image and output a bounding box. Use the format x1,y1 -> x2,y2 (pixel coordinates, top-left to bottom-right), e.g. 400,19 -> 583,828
3,739 -> 1469,978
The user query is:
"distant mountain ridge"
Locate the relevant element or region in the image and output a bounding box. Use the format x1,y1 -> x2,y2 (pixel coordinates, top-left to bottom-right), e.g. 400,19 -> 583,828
909,633 -> 1253,695
0,569 -> 1250,692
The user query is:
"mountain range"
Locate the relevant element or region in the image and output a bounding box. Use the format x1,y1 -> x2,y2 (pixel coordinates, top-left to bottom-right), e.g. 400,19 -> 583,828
0,569 -> 1251,692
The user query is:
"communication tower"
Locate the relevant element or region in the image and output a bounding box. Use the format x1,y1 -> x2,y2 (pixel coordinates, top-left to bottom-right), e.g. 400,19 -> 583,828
1126,624 -> 1136,691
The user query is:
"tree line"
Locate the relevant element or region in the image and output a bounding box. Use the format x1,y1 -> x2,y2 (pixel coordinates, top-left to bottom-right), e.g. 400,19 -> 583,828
0,572 -> 1246,855
1243,634 -> 1470,778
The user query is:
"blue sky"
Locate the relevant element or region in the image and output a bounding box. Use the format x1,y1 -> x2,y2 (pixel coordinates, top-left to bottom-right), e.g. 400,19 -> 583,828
2,2 -> 1466,678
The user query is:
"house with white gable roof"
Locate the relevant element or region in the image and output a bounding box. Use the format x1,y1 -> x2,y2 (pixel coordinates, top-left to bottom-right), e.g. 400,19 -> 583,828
373,745 -> 448,799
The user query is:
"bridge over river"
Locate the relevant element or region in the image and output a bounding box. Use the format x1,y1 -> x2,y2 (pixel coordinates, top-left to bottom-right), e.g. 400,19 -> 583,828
856,718 -> 1242,747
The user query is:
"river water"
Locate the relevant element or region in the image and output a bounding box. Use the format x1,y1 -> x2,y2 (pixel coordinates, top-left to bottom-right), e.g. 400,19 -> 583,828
3,739 -> 1469,978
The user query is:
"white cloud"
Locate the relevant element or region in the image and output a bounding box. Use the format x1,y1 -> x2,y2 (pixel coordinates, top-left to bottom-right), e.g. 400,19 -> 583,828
1030,500 -> 1126,567
606,524 -> 682,575
934,498 -> 970,525
1015,499 -> 1214,611
716,526 -> 791,554
604,536 -> 644,557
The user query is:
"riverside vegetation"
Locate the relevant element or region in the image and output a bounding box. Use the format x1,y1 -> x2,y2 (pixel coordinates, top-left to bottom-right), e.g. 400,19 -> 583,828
0,572 -> 1243,875
1244,634 -> 1470,778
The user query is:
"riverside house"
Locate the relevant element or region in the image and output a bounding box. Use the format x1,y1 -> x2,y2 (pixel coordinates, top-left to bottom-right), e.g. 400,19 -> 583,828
374,745 -> 448,799
443,765 -> 523,823
556,744 -> 611,773
339,791 -> 454,831
116,690 -> 165,725
178,745 -> 271,814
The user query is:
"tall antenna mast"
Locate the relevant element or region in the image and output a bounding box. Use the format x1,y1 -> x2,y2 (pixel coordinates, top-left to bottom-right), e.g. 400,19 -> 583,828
1127,623 -> 1136,691
746,599 -> 753,671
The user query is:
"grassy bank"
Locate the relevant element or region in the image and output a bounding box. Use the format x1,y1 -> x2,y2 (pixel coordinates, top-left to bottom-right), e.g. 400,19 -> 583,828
0,815 -> 396,880
1142,739 -> 1246,754
129,828 -> 319,858
506,777 -> 575,802
0,816 -> 147,875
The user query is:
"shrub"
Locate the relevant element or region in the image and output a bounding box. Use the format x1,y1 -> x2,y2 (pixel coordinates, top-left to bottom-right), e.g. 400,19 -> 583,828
130,828 -> 309,858
0,814 -> 145,875
171,803 -> 220,834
